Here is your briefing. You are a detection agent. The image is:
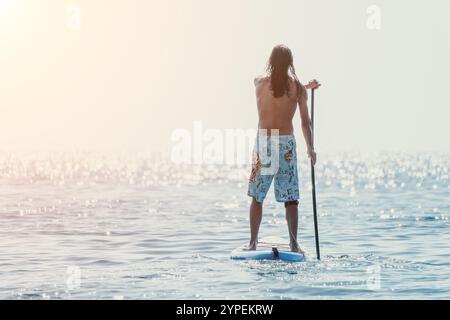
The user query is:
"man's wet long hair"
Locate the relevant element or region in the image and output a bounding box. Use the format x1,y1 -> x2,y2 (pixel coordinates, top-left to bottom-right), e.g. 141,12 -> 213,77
266,45 -> 302,99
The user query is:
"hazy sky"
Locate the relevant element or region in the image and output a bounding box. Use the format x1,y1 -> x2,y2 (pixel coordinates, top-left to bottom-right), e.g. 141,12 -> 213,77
1,0 -> 449,152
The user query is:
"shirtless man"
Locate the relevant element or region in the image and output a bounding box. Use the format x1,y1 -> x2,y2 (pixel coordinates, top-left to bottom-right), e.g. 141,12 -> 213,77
247,44 -> 321,253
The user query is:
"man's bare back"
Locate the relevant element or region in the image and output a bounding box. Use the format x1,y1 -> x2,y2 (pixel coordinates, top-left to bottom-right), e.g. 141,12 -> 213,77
254,75 -> 319,164
254,76 -> 300,135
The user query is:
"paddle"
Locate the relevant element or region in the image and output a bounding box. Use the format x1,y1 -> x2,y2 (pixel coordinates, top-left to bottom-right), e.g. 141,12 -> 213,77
310,88 -> 321,260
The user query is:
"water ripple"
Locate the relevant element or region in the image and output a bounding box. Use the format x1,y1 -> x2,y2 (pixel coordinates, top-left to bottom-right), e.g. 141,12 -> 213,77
0,151 -> 448,299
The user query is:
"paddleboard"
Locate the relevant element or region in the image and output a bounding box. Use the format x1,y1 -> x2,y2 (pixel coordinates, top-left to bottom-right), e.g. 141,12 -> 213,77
230,237 -> 305,262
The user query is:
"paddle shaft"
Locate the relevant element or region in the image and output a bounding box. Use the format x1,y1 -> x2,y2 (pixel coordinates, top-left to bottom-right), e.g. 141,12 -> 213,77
310,89 -> 321,260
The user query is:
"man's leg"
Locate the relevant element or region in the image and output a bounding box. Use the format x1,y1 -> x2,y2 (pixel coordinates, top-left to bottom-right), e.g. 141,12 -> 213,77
285,201 -> 303,253
247,197 -> 263,250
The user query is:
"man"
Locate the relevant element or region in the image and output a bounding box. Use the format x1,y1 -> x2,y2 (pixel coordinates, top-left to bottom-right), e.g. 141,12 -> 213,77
247,44 -> 321,253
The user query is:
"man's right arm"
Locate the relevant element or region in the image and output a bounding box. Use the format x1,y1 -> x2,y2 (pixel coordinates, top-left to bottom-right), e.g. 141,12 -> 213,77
298,83 -> 317,165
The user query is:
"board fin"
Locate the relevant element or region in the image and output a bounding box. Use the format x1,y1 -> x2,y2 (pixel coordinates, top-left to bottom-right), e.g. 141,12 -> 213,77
272,247 -> 280,259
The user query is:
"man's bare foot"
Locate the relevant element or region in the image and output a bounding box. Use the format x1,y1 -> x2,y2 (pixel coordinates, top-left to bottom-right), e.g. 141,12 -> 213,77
243,242 -> 257,251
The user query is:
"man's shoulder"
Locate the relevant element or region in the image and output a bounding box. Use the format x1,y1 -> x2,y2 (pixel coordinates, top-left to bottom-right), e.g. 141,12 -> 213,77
288,76 -> 301,88
254,76 -> 269,86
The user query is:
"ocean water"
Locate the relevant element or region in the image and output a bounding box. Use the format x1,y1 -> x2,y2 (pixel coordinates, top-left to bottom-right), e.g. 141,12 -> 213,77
0,151 -> 449,300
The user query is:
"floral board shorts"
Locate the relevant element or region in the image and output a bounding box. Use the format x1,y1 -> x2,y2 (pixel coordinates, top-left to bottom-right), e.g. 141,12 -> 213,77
247,134 -> 300,203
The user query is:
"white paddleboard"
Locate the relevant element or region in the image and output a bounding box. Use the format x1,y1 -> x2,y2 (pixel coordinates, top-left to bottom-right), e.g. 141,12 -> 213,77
230,237 -> 305,262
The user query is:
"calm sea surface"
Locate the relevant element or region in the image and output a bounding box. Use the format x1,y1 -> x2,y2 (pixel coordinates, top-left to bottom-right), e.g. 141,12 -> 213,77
0,151 -> 449,299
